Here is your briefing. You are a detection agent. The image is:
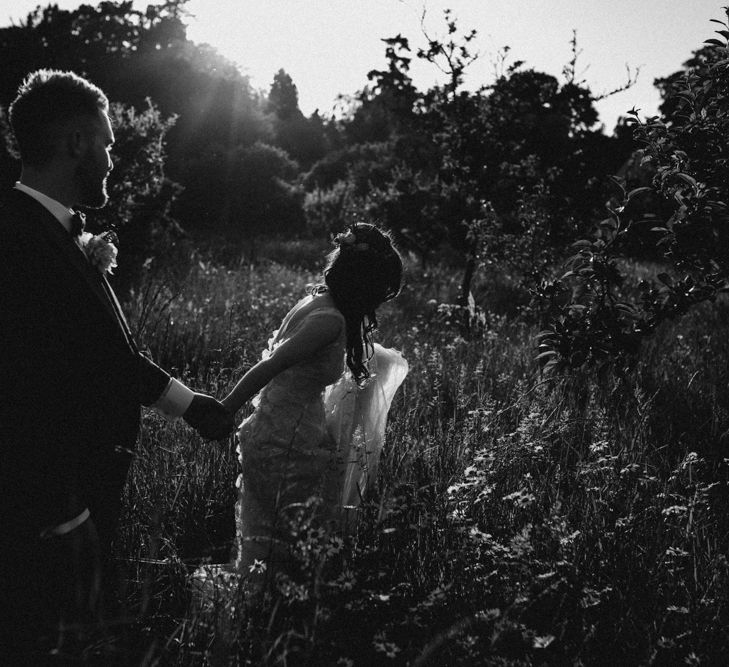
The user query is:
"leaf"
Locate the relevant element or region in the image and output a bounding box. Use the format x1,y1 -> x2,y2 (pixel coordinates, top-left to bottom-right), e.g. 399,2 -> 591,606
608,175 -> 626,196
627,186 -> 652,200
675,172 -> 699,191
704,38 -> 726,47
542,358 -> 559,374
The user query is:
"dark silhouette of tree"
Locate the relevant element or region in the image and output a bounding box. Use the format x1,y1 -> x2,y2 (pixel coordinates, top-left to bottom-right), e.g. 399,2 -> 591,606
263,69 -> 329,169
315,14 -> 629,252
654,45 -> 718,124
339,35 -> 419,146
268,69 -> 300,121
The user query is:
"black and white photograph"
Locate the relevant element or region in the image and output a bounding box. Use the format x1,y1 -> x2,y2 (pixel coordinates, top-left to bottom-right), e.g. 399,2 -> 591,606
0,1 -> 727,664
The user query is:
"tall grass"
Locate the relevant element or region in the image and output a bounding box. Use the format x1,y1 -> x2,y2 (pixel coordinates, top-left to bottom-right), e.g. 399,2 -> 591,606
93,246 -> 729,665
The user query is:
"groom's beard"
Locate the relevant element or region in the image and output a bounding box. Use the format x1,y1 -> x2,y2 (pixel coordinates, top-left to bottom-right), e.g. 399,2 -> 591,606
75,152 -> 109,209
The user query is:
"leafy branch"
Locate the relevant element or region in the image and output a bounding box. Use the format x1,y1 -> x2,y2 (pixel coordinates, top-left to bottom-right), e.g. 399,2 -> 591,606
537,9 -> 729,374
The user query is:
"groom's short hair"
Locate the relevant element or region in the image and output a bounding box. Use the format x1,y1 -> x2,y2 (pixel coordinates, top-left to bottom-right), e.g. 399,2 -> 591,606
8,69 -> 109,167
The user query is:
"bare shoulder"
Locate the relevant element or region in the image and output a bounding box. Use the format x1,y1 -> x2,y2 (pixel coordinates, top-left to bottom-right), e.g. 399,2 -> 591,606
277,292 -> 343,343
287,293 -> 345,345
306,293 -> 345,329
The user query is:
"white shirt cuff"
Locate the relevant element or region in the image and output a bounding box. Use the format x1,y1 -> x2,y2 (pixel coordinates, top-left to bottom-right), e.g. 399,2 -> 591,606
153,378 -> 195,419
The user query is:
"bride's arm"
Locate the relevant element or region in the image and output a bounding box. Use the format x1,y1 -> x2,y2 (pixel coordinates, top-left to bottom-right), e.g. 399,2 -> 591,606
221,313 -> 343,415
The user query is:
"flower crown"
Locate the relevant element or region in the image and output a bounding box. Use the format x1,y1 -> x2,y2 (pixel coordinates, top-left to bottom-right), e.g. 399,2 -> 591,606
333,228 -> 369,252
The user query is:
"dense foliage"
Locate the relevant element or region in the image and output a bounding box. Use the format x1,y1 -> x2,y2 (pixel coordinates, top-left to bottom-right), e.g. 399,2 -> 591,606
0,1 -> 634,269
538,9 -> 729,372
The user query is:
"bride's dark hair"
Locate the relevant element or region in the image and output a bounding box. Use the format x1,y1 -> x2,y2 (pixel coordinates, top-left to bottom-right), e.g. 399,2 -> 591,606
322,223 -> 402,384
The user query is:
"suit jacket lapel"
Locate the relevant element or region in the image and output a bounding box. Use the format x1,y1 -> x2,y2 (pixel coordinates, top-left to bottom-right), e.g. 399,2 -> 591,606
16,191 -> 122,326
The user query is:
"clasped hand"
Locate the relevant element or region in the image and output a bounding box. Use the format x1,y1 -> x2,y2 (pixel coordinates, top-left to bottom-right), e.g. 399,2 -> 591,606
183,393 -> 236,440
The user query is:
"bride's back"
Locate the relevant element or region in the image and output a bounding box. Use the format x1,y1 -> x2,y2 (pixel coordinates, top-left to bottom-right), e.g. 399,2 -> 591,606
263,292 -> 346,397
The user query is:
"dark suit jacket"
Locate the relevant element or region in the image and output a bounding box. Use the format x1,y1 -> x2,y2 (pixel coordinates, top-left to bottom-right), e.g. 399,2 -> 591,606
0,188 -> 170,540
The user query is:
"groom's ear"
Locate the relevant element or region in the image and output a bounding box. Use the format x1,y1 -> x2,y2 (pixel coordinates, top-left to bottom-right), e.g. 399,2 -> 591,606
63,117 -> 90,159
66,127 -> 85,159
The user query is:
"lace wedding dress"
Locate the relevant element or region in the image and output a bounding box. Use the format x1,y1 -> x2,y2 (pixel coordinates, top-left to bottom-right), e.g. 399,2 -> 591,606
234,293 -> 408,573
192,293 -> 406,614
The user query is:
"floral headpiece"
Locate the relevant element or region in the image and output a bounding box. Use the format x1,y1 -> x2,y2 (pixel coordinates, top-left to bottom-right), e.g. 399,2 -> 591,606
333,228 -> 369,252
79,230 -> 118,275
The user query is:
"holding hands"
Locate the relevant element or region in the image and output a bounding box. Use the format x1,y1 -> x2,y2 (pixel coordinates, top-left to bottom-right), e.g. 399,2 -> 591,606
183,393 -> 236,440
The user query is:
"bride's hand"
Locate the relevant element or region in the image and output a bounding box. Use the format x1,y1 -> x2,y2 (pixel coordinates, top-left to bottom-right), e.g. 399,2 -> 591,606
183,393 -> 236,440
220,394 -> 237,415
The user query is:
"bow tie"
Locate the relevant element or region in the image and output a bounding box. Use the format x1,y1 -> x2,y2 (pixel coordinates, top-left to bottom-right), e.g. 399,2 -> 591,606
70,211 -> 86,237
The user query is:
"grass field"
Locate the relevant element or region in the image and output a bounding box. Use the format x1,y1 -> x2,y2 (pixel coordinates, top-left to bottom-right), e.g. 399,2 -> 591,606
96,242 -> 729,665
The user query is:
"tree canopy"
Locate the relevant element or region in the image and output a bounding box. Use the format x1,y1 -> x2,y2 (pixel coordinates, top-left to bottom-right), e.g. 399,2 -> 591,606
0,1 -> 654,280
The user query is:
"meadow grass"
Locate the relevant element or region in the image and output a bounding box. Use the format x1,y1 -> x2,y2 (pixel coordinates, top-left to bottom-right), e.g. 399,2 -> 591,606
97,246 -> 729,665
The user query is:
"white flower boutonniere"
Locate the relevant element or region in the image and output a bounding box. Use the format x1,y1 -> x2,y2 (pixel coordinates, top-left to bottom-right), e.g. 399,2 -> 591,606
79,231 -> 118,275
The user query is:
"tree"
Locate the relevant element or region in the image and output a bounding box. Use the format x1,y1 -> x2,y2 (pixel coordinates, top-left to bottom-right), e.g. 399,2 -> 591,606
341,34 -> 419,146
537,9 -> 729,373
265,69 -> 328,169
177,141 -> 304,255
654,45 -> 719,125
268,68 -> 300,121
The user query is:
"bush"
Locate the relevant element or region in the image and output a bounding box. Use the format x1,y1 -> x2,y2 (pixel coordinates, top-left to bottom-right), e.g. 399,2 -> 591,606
175,141 -> 305,257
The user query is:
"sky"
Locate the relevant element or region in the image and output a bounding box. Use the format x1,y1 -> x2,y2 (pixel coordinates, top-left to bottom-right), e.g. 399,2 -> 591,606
0,0 -> 726,131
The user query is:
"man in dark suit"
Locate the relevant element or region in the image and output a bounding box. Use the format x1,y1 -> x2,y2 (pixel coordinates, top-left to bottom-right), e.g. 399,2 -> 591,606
0,69 -> 235,658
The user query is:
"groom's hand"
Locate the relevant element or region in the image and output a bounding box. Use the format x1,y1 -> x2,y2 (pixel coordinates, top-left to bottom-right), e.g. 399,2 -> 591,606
183,393 -> 235,440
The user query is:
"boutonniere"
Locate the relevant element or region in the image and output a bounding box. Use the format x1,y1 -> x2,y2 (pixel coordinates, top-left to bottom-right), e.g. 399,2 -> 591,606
79,231 -> 118,275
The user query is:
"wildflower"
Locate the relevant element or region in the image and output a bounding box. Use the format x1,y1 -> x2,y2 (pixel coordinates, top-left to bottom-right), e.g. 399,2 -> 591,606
662,505 -> 688,518
502,489 -> 536,508
533,635 -> 555,649
248,559 -> 267,574
336,570 -> 356,591
664,546 -> 690,559
666,605 -> 689,614
373,634 -> 401,659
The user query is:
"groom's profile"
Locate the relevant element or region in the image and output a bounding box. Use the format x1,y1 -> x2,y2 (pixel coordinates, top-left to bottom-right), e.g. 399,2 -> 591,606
0,69 -> 234,658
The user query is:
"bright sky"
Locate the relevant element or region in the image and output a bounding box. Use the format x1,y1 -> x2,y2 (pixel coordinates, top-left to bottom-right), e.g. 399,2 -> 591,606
1,0 -> 726,131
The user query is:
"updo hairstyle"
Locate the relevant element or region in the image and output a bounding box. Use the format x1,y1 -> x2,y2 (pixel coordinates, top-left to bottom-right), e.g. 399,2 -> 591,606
323,224 -> 403,383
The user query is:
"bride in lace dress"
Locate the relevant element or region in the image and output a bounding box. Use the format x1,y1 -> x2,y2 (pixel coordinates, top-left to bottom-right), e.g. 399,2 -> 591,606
221,224 -> 407,579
